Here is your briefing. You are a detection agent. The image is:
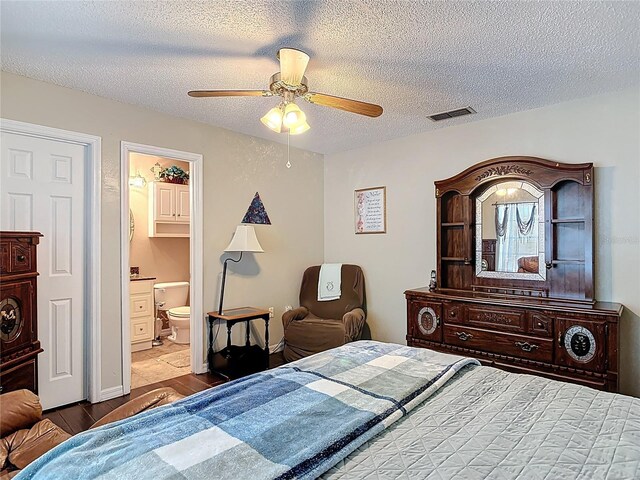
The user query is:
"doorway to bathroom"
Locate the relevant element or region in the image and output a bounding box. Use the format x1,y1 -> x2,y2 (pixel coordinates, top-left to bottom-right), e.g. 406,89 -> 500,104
120,142 -> 204,395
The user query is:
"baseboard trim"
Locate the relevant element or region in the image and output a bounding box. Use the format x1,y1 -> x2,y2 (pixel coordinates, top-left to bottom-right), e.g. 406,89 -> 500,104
100,385 -> 124,402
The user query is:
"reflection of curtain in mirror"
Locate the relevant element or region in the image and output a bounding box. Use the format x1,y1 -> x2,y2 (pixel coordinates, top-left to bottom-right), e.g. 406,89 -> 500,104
496,203 -> 538,272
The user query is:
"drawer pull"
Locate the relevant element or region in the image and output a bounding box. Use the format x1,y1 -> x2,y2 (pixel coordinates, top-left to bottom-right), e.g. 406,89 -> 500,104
536,321 -> 544,329
449,310 -> 457,318
16,255 -> 26,262
455,331 -> 473,341
515,341 -> 539,352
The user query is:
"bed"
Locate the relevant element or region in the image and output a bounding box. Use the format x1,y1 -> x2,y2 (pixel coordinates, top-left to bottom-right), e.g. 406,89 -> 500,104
17,341 -> 640,479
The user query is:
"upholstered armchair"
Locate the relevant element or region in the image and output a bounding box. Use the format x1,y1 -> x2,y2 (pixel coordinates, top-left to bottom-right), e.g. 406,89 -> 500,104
282,264 -> 366,362
517,256 -> 539,273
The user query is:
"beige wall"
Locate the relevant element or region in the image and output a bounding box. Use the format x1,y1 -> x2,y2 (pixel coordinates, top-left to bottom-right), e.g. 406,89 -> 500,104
324,88 -> 640,396
129,154 -> 190,285
1,71 -> 324,391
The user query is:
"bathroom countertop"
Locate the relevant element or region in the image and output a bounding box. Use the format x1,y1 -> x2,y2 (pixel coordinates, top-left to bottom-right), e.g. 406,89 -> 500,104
130,276 -> 157,282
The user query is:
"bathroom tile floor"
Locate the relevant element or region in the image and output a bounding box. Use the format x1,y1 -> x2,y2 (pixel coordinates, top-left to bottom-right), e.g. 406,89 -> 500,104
131,339 -> 191,389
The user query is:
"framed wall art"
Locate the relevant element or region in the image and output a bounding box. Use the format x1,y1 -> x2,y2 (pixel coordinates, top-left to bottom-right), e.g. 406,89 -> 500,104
355,186 -> 386,234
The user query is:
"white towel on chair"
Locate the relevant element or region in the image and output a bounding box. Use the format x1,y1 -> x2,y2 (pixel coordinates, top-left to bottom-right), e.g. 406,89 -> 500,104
318,263 -> 342,301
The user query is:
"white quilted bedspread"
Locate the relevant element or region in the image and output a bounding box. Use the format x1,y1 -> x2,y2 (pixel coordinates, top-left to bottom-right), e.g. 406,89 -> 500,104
322,366 -> 640,479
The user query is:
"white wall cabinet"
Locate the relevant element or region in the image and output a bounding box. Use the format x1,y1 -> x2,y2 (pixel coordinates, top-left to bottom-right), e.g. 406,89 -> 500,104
148,182 -> 190,237
130,279 -> 155,352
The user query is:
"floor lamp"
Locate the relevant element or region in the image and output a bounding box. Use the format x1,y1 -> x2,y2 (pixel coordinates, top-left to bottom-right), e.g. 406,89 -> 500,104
218,224 -> 264,315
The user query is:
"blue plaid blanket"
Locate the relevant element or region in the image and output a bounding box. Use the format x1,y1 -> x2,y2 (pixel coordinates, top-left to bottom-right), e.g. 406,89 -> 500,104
18,341 -> 479,479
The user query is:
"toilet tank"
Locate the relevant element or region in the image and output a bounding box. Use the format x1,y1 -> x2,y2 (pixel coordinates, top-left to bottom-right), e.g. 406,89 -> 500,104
154,281 -> 189,310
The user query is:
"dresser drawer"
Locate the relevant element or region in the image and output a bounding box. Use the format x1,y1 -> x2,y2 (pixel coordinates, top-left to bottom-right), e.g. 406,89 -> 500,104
529,312 -> 553,337
130,294 -> 153,318
0,358 -> 37,394
466,306 -> 526,333
443,303 -> 464,324
1,242 -> 35,274
443,325 -> 553,363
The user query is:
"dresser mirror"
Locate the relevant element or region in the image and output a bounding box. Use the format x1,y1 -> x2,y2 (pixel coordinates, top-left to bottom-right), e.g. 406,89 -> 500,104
475,180 -> 545,281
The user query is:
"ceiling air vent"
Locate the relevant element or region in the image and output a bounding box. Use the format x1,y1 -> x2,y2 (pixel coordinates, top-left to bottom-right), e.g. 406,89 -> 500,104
428,106 -> 476,122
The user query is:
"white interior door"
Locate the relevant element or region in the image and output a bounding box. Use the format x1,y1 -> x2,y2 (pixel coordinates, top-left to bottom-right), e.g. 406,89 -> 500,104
1,132 -> 86,409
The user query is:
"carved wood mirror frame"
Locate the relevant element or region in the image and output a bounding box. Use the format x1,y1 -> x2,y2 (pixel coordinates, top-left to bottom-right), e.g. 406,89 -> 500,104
435,156 -> 594,302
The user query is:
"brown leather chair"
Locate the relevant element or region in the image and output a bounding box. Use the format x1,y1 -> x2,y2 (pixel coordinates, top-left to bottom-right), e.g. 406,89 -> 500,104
0,387 -> 184,477
517,255 -> 539,273
282,264 -> 366,362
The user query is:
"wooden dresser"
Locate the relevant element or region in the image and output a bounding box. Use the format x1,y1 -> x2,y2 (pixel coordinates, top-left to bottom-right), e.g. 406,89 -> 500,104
0,231 -> 44,394
406,157 -> 623,392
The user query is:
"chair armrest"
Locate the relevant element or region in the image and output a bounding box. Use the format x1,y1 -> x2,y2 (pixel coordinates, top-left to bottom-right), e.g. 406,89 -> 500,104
282,307 -> 309,329
90,387 -> 184,429
0,390 -> 42,438
342,308 -> 366,342
3,419 -> 71,470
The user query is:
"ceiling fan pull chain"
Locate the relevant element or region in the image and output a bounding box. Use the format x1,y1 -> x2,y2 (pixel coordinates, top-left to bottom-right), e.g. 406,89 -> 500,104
286,131 -> 291,169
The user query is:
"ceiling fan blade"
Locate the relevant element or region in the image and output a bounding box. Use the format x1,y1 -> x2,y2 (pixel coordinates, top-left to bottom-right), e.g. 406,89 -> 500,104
305,92 -> 383,117
277,48 -> 310,86
188,90 -> 270,98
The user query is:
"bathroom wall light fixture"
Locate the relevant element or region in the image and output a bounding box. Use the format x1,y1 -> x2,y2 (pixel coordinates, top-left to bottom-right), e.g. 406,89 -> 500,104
129,170 -> 147,188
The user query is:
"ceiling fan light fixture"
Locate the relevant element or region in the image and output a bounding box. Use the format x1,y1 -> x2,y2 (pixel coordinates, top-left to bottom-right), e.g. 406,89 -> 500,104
260,106 -> 284,133
282,102 -> 306,128
288,120 -> 310,135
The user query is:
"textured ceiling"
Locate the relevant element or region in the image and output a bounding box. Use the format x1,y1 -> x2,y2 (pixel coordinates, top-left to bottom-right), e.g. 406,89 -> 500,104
1,1 -> 639,155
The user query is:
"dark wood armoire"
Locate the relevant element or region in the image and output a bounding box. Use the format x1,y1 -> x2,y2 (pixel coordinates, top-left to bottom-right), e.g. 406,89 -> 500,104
0,231 -> 43,394
406,157 -> 623,392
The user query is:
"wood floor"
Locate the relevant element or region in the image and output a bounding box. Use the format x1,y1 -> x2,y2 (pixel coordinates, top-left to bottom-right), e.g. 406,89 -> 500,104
44,351 -> 287,435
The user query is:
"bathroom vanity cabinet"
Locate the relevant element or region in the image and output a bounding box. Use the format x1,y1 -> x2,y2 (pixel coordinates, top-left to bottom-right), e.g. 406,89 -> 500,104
130,279 -> 155,352
148,182 -> 190,237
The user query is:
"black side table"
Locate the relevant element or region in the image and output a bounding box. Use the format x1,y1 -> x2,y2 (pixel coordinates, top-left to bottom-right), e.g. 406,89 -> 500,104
207,307 -> 270,380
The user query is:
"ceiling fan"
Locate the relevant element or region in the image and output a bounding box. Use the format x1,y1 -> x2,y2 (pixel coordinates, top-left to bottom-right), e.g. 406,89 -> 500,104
188,48 -> 383,135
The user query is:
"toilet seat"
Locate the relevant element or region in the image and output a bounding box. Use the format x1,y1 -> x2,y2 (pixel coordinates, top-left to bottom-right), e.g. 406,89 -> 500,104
168,306 -> 190,318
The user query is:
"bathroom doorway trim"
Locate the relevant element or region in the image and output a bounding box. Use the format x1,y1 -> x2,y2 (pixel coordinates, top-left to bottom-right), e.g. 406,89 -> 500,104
120,141 -> 205,396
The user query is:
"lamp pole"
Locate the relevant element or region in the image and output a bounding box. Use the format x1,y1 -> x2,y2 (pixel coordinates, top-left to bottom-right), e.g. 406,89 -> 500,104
218,252 -> 243,315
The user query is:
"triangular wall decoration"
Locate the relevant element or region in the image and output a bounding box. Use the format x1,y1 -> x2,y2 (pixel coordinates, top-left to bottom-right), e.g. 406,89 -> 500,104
241,192 -> 272,225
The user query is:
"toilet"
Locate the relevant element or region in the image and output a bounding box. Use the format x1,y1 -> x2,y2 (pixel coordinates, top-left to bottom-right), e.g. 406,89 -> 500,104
153,281 -> 190,344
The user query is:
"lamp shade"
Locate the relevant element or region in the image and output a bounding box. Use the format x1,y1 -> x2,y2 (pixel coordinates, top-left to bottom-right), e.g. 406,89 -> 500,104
260,106 -> 284,133
288,120 -> 310,135
283,102 -> 306,128
224,225 -> 264,253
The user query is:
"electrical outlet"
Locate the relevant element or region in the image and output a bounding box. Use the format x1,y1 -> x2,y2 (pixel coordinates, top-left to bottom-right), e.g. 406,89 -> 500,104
285,305 -> 293,312
268,306 -> 274,318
